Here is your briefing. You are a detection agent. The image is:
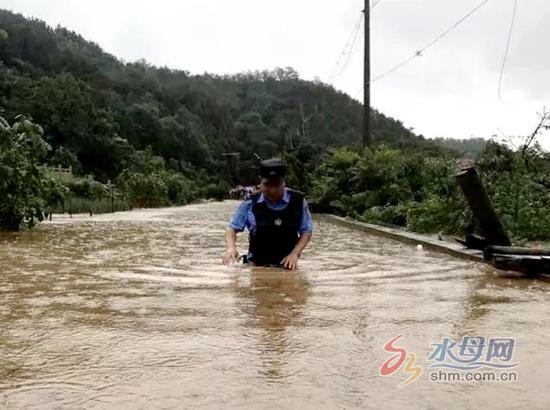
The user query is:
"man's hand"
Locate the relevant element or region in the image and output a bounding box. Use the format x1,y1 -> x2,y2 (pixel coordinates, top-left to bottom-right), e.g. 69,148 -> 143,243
223,247 -> 239,265
281,251 -> 300,270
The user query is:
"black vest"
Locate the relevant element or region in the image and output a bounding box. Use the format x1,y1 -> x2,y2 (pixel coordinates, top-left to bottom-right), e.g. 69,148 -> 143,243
249,189 -> 304,266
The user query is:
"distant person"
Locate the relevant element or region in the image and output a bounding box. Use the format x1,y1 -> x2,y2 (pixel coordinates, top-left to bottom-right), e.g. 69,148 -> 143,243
223,158 -> 313,269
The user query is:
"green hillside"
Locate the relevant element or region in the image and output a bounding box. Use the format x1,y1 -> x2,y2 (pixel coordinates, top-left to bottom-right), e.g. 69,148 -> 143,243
0,9 -> 431,184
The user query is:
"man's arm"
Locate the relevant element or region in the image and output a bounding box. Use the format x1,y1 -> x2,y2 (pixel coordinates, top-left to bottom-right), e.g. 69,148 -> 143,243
293,232 -> 312,257
281,198 -> 314,270
222,199 -> 251,265
223,228 -> 239,265
280,232 -> 312,270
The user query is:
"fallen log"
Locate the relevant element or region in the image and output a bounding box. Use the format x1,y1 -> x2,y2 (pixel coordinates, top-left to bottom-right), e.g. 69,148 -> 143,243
491,254 -> 550,274
455,167 -> 511,247
485,245 -> 550,259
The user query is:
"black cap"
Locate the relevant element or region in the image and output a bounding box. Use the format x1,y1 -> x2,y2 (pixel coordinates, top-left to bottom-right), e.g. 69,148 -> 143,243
260,158 -> 285,181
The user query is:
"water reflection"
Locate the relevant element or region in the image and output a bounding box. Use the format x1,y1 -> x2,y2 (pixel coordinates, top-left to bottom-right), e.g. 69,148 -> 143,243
232,268 -> 309,381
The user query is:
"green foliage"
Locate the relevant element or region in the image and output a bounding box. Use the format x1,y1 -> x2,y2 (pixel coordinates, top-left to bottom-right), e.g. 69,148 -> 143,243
64,178 -> 109,200
312,145 -> 470,232
0,9 -> 435,187
282,151 -> 313,193
116,170 -> 170,208
2,9 -> 548,243
406,195 -> 467,234
477,142 -> 550,242
310,146 -> 470,235
311,142 -> 550,242
164,172 -> 197,204
0,115 -> 66,230
49,146 -> 82,173
199,182 -> 231,201
363,204 -> 408,227
432,137 -> 487,158
115,168 -> 213,208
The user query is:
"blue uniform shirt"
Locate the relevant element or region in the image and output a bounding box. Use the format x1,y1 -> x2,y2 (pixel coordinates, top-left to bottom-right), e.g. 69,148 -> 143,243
228,188 -> 314,237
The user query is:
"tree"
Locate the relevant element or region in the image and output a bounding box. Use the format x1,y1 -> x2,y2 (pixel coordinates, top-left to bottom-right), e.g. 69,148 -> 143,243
0,115 -> 66,230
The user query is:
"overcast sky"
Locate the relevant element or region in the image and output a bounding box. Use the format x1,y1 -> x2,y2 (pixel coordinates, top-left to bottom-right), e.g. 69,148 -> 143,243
1,0 -> 549,148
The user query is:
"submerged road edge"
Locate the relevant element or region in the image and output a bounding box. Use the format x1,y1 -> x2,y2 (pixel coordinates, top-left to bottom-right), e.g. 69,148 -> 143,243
318,214 -> 485,263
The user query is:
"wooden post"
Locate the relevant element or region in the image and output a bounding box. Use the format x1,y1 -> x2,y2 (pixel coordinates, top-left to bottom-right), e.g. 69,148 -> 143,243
455,166 -> 511,247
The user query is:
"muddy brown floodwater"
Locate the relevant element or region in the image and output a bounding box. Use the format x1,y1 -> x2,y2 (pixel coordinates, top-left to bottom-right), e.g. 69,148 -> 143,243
1,201 -> 550,409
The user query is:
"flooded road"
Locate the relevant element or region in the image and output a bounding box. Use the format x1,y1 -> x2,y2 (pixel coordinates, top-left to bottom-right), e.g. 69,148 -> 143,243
1,200 -> 550,409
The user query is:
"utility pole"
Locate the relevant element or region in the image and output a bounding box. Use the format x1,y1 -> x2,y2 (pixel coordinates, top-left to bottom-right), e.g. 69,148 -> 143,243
222,152 -> 240,185
363,0 -> 371,149
279,124 -> 290,157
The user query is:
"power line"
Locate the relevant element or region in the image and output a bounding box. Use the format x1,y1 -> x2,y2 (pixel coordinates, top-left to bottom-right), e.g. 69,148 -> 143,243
330,16 -> 363,80
419,0 -> 490,53
498,0 -> 519,101
356,0 -> 490,92
371,0 -> 383,9
329,13 -> 364,80
329,1 -> 383,82
342,17 -> 363,71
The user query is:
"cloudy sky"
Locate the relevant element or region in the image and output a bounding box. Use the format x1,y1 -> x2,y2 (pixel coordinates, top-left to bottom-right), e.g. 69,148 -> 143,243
1,0 -> 549,148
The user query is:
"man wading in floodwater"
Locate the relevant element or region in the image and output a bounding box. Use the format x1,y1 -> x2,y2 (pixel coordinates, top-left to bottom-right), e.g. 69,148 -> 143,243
222,158 -> 314,270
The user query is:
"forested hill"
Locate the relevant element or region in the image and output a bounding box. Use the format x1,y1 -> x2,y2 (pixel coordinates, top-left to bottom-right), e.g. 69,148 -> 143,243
0,9 -> 426,183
